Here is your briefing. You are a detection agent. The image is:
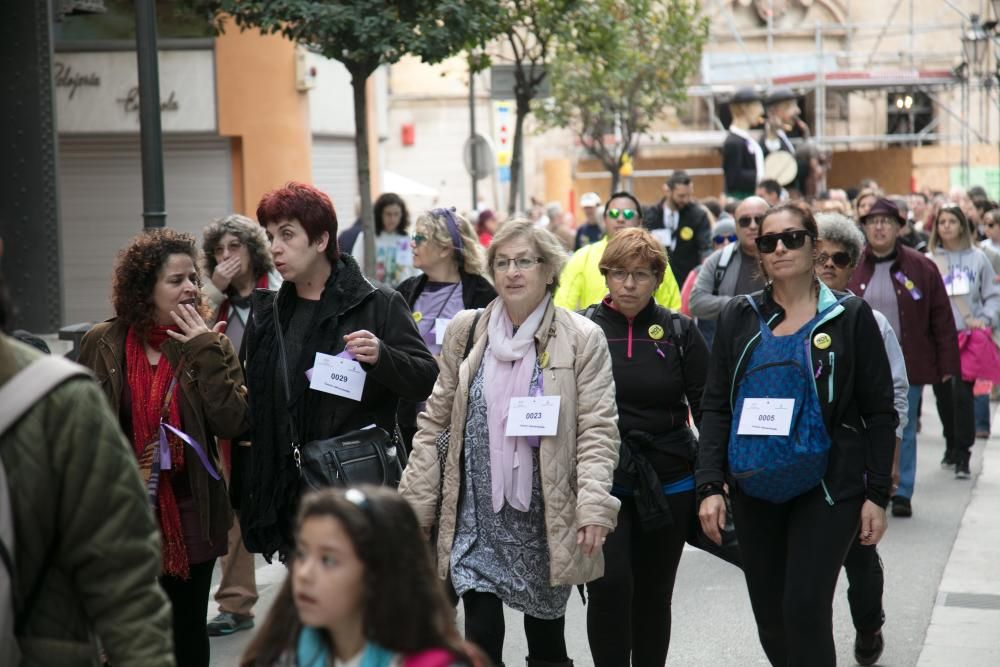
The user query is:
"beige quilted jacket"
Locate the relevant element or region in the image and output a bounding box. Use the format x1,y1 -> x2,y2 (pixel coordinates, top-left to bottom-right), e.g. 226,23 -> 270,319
399,299 -> 621,586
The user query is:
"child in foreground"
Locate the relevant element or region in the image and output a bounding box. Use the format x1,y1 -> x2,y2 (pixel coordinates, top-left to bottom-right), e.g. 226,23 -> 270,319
241,486 -> 487,667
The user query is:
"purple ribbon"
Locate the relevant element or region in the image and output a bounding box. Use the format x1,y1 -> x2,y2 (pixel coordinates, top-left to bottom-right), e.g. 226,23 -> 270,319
158,421 -> 221,481
893,271 -> 923,300
527,373 -> 545,448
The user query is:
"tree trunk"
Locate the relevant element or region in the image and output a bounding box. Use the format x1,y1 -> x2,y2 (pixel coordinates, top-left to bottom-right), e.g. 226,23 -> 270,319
351,68 -> 376,278
610,170 -> 620,193
507,98 -> 529,216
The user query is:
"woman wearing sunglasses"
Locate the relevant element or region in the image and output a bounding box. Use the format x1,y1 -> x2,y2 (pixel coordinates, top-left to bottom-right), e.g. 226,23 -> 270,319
697,203 -> 896,667
395,208 -> 496,451
815,212 -> 910,665
582,228 -> 710,666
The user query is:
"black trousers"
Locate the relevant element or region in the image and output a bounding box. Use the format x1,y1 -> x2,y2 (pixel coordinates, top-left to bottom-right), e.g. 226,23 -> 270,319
462,590 -> 568,665
843,542 -> 885,634
586,492 -> 693,667
160,559 -> 217,667
933,377 -> 975,462
732,486 -> 862,667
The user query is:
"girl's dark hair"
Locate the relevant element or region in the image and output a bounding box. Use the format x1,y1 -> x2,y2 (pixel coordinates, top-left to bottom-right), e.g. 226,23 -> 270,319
112,228 -> 208,338
929,202 -> 973,251
240,486 -> 480,667
374,193 -> 410,235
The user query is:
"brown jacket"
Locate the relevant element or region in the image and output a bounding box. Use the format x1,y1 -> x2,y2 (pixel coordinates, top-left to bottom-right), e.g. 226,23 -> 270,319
78,319 -> 248,551
399,300 -> 621,586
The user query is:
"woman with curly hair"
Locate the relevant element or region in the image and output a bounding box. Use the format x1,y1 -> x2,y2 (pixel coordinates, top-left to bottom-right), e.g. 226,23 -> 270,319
352,192 -> 419,287
241,486 -> 488,667
201,214 -> 282,636
78,228 -> 250,667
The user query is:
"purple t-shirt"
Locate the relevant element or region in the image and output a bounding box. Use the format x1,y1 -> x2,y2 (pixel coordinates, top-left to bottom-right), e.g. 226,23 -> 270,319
412,281 -> 465,355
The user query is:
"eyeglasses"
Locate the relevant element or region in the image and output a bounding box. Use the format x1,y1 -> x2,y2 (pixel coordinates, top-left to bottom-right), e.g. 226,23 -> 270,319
737,215 -> 764,228
213,240 -> 244,256
606,208 -> 637,221
755,230 -> 813,254
494,257 -> 544,272
863,216 -> 896,228
602,267 -> 656,285
410,233 -> 428,245
817,251 -> 852,268
713,234 -> 738,245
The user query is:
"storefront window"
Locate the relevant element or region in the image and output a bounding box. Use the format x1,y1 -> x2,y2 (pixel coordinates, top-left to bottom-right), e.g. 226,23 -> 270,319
55,0 -> 213,42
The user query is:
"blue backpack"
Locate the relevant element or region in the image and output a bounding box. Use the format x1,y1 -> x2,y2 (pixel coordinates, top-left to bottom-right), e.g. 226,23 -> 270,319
728,295 -> 847,503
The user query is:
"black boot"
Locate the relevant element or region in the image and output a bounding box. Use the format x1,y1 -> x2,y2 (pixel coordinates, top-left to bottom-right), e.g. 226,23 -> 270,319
955,450 -> 972,479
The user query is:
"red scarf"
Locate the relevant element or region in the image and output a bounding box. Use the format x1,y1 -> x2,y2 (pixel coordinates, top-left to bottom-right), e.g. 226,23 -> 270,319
126,325 -> 189,578
215,273 -> 270,324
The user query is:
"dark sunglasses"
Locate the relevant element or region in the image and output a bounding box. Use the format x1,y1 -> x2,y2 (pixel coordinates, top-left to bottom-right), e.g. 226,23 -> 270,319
713,233 -> 738,244
738,215 -> 765,228
607,208 -> 637,220
755,229 -> 813,254
817,251 -> 852,268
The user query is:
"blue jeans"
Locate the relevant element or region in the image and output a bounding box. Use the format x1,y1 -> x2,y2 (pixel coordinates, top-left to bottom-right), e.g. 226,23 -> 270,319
974,394 -> 991,434
897,384 -> 923,500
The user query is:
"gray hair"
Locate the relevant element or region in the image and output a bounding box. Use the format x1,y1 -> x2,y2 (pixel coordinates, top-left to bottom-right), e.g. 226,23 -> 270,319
816,212 -> 866,266
202,214 -> 274,279
487,218 -> 568,292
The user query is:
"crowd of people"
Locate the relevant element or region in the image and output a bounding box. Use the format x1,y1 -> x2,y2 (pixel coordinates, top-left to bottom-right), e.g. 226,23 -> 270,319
1,173 -> 997,667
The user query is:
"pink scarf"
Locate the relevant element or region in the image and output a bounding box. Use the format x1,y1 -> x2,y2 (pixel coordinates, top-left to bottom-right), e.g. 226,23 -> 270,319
484,296 -> 550,512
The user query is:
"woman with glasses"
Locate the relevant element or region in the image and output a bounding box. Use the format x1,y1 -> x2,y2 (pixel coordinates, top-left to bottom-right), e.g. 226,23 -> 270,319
395,208 -> 496,451
696,203 -> 896,667
582,228 -> 709,666
927,203 -> 1000,477
400,220 -> 620,667
555,191 -> 681,311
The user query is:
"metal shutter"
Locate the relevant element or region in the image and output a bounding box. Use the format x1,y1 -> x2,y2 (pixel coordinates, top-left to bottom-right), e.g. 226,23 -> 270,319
57,135 -> 232,325
311,137 -> 358,221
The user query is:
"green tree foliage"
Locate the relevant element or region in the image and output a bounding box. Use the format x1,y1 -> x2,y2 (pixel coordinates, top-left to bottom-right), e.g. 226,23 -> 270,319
537,0 -> 708,191
185,1 -> 499,276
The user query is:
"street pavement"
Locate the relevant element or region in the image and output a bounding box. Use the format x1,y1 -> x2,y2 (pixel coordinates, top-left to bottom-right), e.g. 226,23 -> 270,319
209,388 -> 991,666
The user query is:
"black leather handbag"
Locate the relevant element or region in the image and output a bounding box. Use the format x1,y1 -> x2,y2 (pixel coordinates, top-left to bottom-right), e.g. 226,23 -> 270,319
272,297 -> 403,491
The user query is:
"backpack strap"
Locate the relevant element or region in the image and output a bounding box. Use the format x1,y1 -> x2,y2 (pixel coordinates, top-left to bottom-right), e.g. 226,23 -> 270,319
462,309 -> 484,361
712,243 -> 737,296
0,355 -> 90,439
582,305 -> 599,321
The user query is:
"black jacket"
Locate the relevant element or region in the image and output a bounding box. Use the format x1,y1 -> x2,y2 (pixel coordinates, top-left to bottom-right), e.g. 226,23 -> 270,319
643,201 -> 712,287
395,271 -> 497,311
722,131 -> 759,196
695,287 -> 897,507
241,254 -> 438,558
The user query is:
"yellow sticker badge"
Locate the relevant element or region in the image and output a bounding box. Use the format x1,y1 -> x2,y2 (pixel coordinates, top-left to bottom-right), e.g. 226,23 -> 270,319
679,226 -> 694,241
813,333 -> 832,350
412,311 -> 423,323
539,350 -> 550,368
648,324 -> 665,340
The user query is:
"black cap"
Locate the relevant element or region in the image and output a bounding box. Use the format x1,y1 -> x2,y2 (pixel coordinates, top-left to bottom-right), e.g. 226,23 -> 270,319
730,87 -> 761,104
765,87 -> 797,106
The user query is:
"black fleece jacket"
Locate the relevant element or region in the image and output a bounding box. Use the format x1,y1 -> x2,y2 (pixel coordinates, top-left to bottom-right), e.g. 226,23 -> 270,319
240,255 -> 438,558
695,288 -> 897,508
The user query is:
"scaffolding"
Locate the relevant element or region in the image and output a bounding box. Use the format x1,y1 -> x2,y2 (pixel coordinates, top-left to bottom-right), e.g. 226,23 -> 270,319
678,0 -> 1000,186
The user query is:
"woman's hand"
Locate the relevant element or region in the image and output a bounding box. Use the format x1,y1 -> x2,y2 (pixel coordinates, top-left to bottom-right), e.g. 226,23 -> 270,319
577,524 -> 609,556
966,317 -> 989,330
344,330 -> 381,365
168,303 -> 226,343
859,500 -> 887,546
698,494 -> 728,546
211,256 -> 241,293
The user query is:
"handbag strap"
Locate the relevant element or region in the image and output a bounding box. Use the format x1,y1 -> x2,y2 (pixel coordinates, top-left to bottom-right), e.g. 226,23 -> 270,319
271,295 -> 304,469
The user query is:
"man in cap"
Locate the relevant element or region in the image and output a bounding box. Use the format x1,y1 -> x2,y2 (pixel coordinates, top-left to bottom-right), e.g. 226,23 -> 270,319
848,197 -> 960,517
575,192 -> 604,250
644,170 -> 712,286
722,87 -> 764,200
689,196 -> 769,347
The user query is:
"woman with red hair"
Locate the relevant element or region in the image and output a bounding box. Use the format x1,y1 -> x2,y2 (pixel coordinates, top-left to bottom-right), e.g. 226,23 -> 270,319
239,182 -> 438,562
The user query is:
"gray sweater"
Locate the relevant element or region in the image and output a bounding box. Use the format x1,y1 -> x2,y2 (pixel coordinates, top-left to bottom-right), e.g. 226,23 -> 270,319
931,247 -> 1000,331
690,244 -> 752,320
